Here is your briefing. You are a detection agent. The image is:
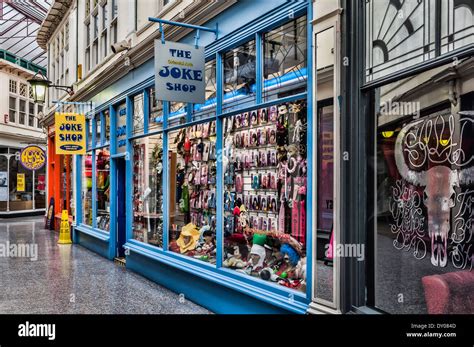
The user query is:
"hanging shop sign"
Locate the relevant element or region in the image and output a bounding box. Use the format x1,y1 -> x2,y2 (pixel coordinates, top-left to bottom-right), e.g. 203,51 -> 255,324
117,104 -> 127,153
0,171 -> 7,201
20,145 -> 46,171
17,173 -> 25,192
154,40 -> 205,104
55,113 -> 86,154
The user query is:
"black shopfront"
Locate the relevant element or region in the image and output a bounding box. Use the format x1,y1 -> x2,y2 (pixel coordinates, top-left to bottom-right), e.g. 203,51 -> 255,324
341,0 -> 474,314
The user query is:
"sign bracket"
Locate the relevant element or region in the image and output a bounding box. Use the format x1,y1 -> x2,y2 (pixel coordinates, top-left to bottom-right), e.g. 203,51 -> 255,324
148,17 -> 218,47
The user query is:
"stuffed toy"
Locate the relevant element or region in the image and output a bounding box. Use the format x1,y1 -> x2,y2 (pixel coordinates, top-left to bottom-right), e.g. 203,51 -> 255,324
280,243 -> 300,267
223,244 -> 247,269
176,223 -> 200,254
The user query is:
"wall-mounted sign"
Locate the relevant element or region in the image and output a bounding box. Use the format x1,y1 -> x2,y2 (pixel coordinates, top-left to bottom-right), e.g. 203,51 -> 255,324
20,145 -> 46,171
154,40 -> 205,104
55,113 -> 86,154
17,173 -> 25,192
116,104 -> 127,153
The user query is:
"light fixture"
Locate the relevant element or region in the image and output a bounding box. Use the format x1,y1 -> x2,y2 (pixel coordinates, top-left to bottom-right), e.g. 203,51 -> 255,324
28,70 -> 74,104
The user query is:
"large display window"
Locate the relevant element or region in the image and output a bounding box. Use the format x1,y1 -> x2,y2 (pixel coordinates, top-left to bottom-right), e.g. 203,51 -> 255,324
168,121 -> 217,264
222,100 -> 307,291
372,58 -> 474,314
82,153 -> 93,226
132,134 -> 164,247
96,149 -> 110,231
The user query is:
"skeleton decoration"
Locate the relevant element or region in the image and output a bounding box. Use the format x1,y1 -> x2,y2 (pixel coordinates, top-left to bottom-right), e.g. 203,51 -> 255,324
394,112 -> 474,267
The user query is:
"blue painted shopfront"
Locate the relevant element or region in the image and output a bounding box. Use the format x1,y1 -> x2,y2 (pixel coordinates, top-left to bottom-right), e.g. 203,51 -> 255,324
74,0 -> 313,314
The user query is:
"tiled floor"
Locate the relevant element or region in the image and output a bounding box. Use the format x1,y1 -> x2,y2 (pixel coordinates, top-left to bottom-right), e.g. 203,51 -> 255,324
0,216 -> 211,314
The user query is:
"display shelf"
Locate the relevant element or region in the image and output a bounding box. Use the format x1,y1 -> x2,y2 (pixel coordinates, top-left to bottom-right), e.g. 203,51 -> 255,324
235,165 -> 278,171
234,144 -> 277,150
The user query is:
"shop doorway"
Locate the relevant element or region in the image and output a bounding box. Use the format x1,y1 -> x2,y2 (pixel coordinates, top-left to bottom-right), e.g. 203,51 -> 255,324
115,158 -> 126,259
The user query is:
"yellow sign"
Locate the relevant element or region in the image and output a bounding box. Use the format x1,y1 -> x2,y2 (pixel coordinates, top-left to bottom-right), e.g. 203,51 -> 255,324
55,112 -> 86,154
17,173 -> 25,192
20,145 -> 46,171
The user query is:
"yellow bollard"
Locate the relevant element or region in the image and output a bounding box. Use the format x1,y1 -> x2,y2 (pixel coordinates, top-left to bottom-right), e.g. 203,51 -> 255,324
58,210 -> 72,244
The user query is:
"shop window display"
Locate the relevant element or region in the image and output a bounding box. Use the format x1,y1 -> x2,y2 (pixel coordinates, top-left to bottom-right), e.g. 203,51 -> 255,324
9,155 -> 33,211
34,164 -> 46,209
222,100 -> 308,292
132,134 -> 164,247
96,149 -> 110,231
168,121 -> 217,264
82,154 -> 93,226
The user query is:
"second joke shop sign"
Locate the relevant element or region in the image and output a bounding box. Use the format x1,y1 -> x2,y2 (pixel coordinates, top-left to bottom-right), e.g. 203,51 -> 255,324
154,40 -> 205,104
55,113 -> 86,155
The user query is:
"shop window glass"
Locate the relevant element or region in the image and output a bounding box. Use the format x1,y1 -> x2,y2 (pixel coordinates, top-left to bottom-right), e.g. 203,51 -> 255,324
149,87 -> 163,131
373,59 -> 474,313
35,164 -> 46,209
9,154 -> 33,211
95,115 -> 102,146
223,40 -> 256,113
169,102 -> 186,126
132,134 -> 164,247
0,155 -> 7,211
263,16 -> 307,101
168,121 -> 217,264
82,154 -> 93,226
222,100 -> 308,292
104,109 -> 110,143
96,149 -> 110,231
365,0 -> 474,82
193,59 -> 217,120
87,120 -> 92,149
132,93 -> 145,135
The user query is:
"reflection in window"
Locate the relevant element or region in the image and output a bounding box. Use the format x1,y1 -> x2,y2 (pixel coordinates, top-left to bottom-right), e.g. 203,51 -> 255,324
95,115 -> 101,145
263,16 -> 307,101
132,134 -> 164,247
374,59 -> 474,313
96,149 -> 110,231
149,87 -> 163,131
35,164 -> 46,209
104,109 -> 110,143
82,154 -> 93,226
193,59 -> 217,120
168,121 -> 217,264
222,100 -> 308,292
9,154 -> 33,211
0,155 -> 7,211
223,40 -> 256,112
169,102 -> 186,127
132,93 -> 145,135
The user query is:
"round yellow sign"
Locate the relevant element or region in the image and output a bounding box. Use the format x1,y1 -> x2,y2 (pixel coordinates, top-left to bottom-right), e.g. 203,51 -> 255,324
20,145 -> 46,171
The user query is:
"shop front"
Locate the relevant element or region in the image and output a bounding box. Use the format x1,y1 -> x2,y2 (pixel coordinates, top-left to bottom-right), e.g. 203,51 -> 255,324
73,1 -> 325,313
0,146 -> 46,216
45,124 -> 75,230
344,0 -> 474,314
